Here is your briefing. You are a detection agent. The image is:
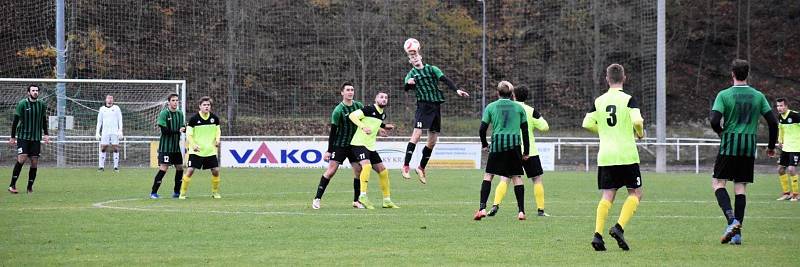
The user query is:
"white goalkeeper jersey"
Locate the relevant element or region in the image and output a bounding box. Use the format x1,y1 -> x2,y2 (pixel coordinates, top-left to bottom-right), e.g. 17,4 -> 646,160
96,105 -> 123,136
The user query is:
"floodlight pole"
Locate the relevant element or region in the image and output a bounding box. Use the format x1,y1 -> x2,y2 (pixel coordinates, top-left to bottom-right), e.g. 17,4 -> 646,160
55,0 -> 66,167
656,0 -> 667,173
479,0 -> 486,111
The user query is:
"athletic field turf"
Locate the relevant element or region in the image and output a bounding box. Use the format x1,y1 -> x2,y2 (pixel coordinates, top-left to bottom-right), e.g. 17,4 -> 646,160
1,168 -> 798,265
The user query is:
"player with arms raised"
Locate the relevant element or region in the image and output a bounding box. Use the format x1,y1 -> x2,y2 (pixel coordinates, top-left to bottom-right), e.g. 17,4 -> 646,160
401,38 -> 470,184
95,95 -> 123,172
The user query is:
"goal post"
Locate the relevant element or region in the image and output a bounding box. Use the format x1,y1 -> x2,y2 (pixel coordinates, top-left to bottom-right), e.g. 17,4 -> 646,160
0,78 -> 186,167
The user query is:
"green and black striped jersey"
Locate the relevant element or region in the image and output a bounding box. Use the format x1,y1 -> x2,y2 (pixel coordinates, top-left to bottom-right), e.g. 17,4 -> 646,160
481,98 -> 526,153
711,85 -> 772,157
404,64 -> 446,103
330,100 -> 364,148
14,98 -> 48,141
157,108 -> 185,153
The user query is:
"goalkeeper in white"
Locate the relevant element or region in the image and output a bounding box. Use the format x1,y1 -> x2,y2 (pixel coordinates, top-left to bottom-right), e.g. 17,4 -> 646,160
95,95 -> 123,172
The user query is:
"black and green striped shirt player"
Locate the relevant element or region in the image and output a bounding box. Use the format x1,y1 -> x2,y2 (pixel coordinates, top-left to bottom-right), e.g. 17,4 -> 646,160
480,98 -> 530,154
711,85 -> 774,157
328,100 -> 364,151
157,107 -> 185,154
8,85 -> 49,194
405,65 -> 450,102
12,98 -> 48,141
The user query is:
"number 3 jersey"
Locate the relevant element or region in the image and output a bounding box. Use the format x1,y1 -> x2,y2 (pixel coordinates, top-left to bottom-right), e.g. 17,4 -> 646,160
711,85 -> 772,157
582,88 -> 644,166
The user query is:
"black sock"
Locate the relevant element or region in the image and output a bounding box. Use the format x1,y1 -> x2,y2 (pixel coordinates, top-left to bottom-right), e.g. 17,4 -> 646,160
404,142 -> 416,166
315,175 -> 330,199
10,161 -> 23,188
26,168 -> 37,190
353,177 -> 360,202
420,146 -> 433,169
714,188 -> 734,224
514,185 -> 525,213
151,170 -> 166,194
173,170 -> 183,194
734,194 -> 746,225
480,180 -> 491,210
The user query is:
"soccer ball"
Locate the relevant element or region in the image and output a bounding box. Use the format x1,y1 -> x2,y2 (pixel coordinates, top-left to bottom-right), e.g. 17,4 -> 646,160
404,38 -> 421,54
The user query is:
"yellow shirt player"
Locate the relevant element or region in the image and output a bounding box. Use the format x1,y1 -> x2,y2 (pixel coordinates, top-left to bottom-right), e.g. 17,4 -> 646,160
582,64 -> 644,251
488,86 -> 551,217
775,98 -> 800,201
179,96 -> 222,199
348,92 -> 397,210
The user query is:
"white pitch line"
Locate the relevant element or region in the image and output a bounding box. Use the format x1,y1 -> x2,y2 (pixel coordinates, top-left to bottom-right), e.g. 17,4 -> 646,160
90,198 -> 800,220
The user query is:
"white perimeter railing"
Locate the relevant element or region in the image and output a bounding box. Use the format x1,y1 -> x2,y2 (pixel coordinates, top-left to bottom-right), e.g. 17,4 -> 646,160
1,135 -> 775,174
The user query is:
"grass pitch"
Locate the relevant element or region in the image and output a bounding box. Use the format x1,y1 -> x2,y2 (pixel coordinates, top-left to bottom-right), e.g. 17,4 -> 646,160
1,168 -> 798,266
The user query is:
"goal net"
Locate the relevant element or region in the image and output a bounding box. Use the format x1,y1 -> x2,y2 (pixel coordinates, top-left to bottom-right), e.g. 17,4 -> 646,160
0,79 -> 185,167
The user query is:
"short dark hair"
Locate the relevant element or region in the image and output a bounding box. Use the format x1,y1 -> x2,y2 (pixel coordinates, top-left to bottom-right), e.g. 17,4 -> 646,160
27,84 -> 39,92
514,86 -> 529,102
731,59 -> 749,81
497,81 -> 513,98
167,93 -> 179,101
606,64 -> 625,84
776,98 -> 786,104
199,96 -> 212,105
341,82 -> 353,91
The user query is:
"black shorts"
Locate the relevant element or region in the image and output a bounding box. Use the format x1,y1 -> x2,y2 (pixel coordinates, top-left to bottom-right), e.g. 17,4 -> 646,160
351,146 -> 383,165
158,152 -> 184,165
331,146 -> 359,165
187,154 -> 219,170
522,156 -> 544,178
597,163 -> 642,190
779,152 -> 800,167
16,139 -> 41,157
713,155 -> 754,183
485,147 -> 524,177
414,101 -> 442,132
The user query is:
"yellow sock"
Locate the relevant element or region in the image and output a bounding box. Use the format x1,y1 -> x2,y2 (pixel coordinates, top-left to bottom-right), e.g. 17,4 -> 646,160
534,183 -> 545,210
180,175 -> 191,195
492,180 -> 509,205
792,175 -> 799,194
211,174 -> 220,193
378,169 -> 390,198
359,164 -> 372,194
779,174 -> 790,193
617,196 -> 640,229
595,199 -> 612,234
